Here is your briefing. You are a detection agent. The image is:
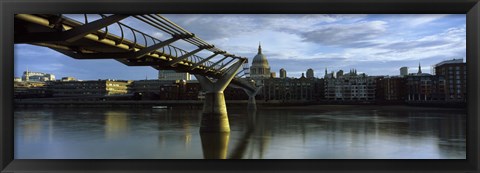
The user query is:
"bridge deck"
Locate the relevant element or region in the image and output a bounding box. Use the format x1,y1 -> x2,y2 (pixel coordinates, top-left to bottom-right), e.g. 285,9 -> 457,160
15,14 -> 256,92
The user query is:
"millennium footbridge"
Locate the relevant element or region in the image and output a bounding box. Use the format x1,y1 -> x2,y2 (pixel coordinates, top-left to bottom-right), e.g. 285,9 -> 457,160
14,14 -> 262,132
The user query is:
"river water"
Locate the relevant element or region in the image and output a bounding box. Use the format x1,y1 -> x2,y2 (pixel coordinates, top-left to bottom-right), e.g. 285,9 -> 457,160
14,106 -> 466,159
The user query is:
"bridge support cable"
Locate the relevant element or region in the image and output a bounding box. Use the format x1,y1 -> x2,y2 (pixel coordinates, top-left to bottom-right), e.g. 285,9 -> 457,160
195,59 -> 246,132
15,14 -> 128,43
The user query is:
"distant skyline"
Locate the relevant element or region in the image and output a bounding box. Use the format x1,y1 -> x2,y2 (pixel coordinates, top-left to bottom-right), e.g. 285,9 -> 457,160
15,14 -> 465,80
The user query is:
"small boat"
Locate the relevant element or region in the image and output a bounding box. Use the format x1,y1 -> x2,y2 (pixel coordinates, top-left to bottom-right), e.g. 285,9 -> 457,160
152,105 -> 168,109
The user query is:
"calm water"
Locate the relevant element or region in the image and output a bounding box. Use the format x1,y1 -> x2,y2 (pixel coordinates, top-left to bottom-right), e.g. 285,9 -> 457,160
14,106 -> 466,159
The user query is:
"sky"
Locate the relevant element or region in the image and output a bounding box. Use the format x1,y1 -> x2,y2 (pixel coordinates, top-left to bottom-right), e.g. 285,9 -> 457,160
14,14 -> 466,80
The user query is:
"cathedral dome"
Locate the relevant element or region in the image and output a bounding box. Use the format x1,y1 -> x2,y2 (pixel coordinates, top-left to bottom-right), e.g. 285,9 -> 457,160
251,43 -> 269,68
250,42 -> 271,79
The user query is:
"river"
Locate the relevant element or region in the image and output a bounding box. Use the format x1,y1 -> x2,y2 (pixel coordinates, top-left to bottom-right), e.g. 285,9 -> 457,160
14,106 -> 466,159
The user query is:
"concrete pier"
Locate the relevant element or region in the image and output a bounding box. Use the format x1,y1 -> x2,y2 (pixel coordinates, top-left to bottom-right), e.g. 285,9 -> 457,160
199,92 -> 230,132
195,59 -> 246,132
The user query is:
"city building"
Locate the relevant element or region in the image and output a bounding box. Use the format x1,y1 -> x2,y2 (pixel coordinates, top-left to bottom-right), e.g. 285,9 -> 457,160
263,77 -> 320,102
249,43 -> 271,81
48,79 -> 131,97
376,76 -> 407,102
306,68 -> 314,79
22,70 -> 55,82
270,72 -> 276,78
400,67 -> 408,77
405,65 -> 445,102
434,58 -> 466,102
128,79 -> 199,100
128,79 -> 246,100
324,69 -> 376,101
406,74 -> 446,102
324,68 -> 334,79
418,63 -> 422,74
14,81 -> 51,99
336,70 -> 344,78
61,77 -> 77,81
158,70 -> 191,81
279,68 -> 287,78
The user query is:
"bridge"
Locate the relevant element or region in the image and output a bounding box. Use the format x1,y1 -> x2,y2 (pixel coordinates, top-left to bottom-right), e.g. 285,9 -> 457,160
14,14 -> 262,132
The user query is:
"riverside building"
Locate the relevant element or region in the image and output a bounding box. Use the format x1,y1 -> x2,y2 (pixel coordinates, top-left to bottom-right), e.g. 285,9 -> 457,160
434,59 -> 466,102
324,69 -> 376,101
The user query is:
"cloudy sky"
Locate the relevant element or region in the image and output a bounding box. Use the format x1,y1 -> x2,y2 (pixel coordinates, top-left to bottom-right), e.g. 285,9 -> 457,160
15,14 -> 466,80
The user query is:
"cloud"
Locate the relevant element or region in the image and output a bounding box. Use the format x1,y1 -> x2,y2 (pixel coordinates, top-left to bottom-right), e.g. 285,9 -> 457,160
163,14 -> 260,41
395,14 -> 450,28
300,21 -> 388,47
14,14 -> 465,79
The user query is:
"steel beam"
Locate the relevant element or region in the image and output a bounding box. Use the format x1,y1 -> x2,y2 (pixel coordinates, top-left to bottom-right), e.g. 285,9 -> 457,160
15,14 -> 128,43
189,52 -> 223,70
166,46 -> 210,67
206,56 -> 229,72
130,36 -> 183,59
235,68 -> 246,77
218,57 -> 237,72
215,59 -> 247,91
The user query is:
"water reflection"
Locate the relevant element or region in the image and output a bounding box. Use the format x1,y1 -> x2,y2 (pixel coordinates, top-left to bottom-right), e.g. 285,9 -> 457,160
14,107 -> 466,159
200,132 -> 230,159
105,111 -> 129,139
228,109 -> 257,159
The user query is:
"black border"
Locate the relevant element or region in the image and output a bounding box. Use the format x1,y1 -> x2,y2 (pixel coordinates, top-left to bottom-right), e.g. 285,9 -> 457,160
1,0 -> 479,172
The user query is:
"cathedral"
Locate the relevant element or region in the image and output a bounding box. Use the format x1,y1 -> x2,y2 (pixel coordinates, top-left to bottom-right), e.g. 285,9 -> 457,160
249,43 -> 271,80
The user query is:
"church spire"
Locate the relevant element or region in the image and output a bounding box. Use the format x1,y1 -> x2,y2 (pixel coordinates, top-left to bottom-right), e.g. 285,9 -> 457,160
418,62 -> 422,74
258,42 -> 262,54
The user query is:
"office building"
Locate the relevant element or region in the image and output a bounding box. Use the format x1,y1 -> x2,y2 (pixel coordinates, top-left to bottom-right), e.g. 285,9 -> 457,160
400,67 -> 408,77
306,68 -> 314,79
22,70 -> 55,82
158,70 -> 191,81
376,76 -> 407,102
324,69 -> 376,101
434,59 -> 466,102
263,77 -> 320,101
48,79 -> 131,97
279,68 -> 287,78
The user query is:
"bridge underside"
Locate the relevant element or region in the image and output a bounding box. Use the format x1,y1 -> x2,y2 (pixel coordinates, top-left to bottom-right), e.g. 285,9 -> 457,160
15,14 -> 261,132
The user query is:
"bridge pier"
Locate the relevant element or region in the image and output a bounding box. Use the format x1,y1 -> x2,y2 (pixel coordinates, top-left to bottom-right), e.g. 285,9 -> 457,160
195,59 -> 246,132
243,85 -> 262,110
200,92 -> 230,132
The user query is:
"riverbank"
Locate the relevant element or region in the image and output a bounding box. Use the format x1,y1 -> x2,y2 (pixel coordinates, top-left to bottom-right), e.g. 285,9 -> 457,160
258,104 -> 466,111
14,99 -> 466,111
